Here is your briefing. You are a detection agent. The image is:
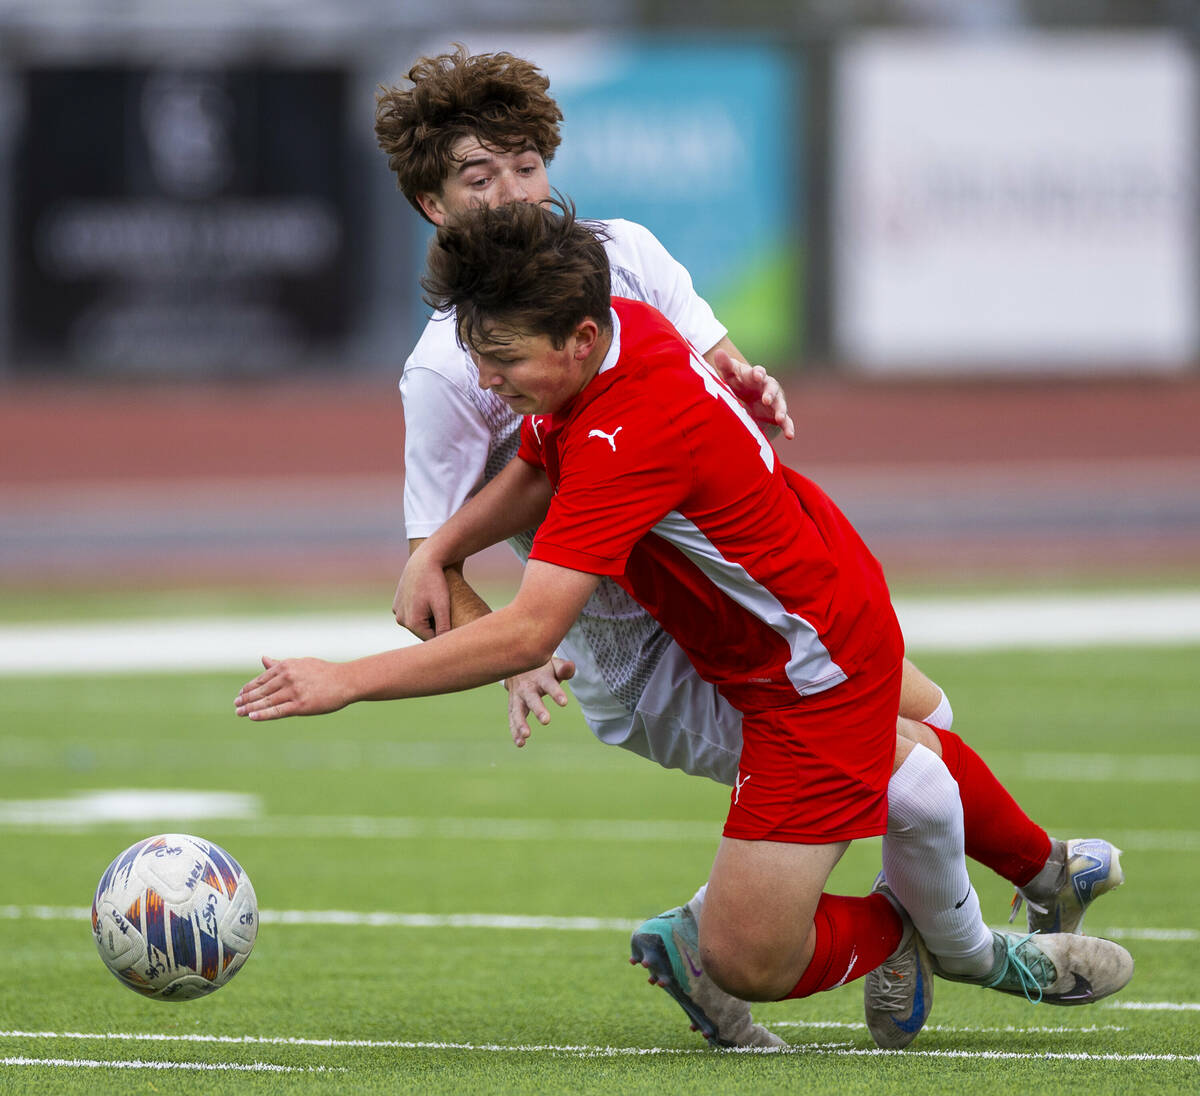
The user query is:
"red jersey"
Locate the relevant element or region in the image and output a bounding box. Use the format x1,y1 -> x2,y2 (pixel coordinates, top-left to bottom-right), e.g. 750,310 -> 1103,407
519,297 -> 897,715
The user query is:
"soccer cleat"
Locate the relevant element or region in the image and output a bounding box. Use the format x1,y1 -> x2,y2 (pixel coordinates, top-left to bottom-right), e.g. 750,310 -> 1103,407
1010,838 -> 1125,935
629,902 -> 784,1049
862,876 -> 934,1049
932,930 -> 1134,1005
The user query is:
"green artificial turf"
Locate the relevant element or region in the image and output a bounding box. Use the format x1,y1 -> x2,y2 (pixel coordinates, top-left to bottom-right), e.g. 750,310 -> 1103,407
1,634 -> 1197,1094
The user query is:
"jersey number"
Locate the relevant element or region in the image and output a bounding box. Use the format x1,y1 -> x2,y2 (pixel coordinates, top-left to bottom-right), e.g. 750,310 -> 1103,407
688,350 -> 776,471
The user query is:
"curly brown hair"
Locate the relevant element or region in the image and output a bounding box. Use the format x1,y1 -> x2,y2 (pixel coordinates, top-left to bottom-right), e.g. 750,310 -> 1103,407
421,197 -> 612,353
375,45 -> 564,222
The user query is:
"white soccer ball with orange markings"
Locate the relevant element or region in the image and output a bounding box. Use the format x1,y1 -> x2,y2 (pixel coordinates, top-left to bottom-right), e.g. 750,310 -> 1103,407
91,833 -> 258,1000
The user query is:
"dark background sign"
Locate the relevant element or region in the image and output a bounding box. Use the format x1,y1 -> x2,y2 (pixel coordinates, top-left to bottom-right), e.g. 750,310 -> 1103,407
11,66 -> 357,374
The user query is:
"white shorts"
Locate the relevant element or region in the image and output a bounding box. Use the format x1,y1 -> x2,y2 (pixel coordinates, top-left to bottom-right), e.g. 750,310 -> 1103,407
581,640 -> 742,787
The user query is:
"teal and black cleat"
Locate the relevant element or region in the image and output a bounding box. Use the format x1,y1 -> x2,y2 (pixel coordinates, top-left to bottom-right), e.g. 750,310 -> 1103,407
1012,838 -> 1125,935
933,929 -> 1134,1005
862,875 -> 934,1049
629,903 -> 784,1049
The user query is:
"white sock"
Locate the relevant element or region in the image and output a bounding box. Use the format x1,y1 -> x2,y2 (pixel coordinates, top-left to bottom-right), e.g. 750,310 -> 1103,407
883,744 -> 993,976
687,882 -> 708,917
921,686 -> 954,731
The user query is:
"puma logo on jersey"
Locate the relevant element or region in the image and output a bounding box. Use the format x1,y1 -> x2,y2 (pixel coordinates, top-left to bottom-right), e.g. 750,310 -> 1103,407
587,426 -> 623,451
530,417 -> 546,445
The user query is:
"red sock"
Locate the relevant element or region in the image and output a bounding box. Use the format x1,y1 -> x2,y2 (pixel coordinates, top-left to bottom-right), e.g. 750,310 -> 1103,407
933,726 -> 1052,887
782,892 -> 901,999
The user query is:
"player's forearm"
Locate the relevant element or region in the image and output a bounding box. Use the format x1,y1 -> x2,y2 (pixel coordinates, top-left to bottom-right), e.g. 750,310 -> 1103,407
444,566 -> 494,627
344,604 -> 556,701
422,458 -> 552,569
240,562 -> 597,722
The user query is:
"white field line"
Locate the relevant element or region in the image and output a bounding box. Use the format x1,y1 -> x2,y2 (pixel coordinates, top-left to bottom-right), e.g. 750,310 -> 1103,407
1103,928 -> 1200,942
795,1049 -> 1200,1062
0,1024 -> 1133,1042
1105,1002 -> 1200,1011
4,800 -> 1197,846
3,904 -> 1195,943
0,790 -> 261,826
0,805 -> 720,841
0,612 -> 420,676
1,1031 -> 1197,1064
2,905 -> 630,932
1,589 -> 1198,675
769,1021 -> 1129,1033
1,1056 -> 336,1073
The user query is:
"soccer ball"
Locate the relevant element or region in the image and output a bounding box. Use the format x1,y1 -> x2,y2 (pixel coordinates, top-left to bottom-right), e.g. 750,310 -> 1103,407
91,833 -> 258,1001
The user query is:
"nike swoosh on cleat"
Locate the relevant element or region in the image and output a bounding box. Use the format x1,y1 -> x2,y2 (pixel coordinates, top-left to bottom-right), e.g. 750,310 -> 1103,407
894,965 -> 928,1033
677,939 -> 704,979
1049,974 -> 1095,1003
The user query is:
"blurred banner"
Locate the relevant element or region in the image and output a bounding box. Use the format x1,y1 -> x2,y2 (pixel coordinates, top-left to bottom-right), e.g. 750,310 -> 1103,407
11,66 -> 359,374
543,38 -> 801,367
834,33 -> 1198,373
403,33 -> 802,368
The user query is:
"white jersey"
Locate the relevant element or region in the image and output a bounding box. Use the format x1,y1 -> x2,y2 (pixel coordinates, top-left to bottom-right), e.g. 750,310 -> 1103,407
400,218 -> 741,784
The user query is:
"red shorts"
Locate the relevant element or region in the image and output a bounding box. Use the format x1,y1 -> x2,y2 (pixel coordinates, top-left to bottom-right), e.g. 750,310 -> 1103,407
721,626 -> 902,844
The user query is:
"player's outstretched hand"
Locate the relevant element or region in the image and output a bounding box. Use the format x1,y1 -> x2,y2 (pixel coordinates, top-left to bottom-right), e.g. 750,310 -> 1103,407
712,348 -> 795,441
394,543 -> 452,639
235,655 -> 351,721
504,657 -> 576,746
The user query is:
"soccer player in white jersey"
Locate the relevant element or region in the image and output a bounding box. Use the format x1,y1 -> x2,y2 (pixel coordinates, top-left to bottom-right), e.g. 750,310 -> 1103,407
235,200 -> 1135,1045
367,48 -> 1126,1048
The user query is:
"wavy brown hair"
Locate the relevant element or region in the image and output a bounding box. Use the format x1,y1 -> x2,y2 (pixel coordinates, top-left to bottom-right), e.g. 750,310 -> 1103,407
421,197 -> 612,352
375,45 -> 564,222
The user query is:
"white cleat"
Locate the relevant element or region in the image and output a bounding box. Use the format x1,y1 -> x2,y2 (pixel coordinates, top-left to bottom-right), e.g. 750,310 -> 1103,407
1012,838 -> 1125,935
933,929 -> 1134,1005
862,875 -> 934,1049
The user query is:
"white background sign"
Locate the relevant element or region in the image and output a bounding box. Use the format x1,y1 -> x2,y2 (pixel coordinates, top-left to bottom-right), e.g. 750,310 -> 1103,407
834,33 -> 1197,373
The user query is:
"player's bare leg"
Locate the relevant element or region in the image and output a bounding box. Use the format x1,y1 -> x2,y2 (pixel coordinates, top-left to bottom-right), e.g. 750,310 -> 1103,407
701,837 -> 905,1002
898,658 -> 948,732
701,838 -> 848,1001
632,833 -> 909,1048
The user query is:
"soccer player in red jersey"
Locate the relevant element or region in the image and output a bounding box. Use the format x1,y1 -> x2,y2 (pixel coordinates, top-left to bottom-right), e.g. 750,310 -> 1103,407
370,48 -> 1126,1049
235,200 -> 1133,1028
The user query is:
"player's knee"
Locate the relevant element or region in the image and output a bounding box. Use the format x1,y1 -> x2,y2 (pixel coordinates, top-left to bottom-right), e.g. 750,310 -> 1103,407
888,746 -> 961,840
700,934 -> 799,1002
